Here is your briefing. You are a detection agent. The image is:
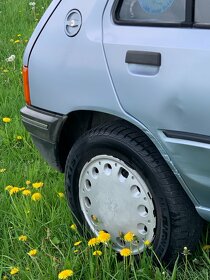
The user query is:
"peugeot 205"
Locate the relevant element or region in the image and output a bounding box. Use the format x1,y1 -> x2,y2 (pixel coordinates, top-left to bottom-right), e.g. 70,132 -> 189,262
21,0 -> 210,263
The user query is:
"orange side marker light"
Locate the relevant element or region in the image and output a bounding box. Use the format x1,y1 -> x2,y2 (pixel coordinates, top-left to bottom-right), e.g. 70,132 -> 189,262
22,66 -> 31,105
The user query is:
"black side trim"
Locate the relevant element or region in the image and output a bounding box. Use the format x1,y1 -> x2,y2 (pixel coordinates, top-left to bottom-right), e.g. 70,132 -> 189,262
125,51 -> 161,66
163,130 -> 210,144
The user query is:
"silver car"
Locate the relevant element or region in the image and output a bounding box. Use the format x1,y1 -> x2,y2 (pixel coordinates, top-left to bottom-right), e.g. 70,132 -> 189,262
21,0 -> 210,263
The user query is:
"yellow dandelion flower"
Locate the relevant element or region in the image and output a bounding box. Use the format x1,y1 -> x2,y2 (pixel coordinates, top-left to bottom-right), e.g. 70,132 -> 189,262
9,187 -> 20,195
16,135 -> 23,140
70,224 -> 77,231
58,192 -> 64,198
18,235 -> 27,241
93,250 -> 102,256
27,249 -> 37,256
31,192 -> 42,201
17,34 -> 22,37
32,182 -> 44,189
10,267 -> 19,275
98,230 -> 111,243
74,241 -> 82,246
74,249 -> 79,254
19,187 -> 25,191
26,180 -> 31,185
144,240 -> 151,247
120,248 -> 132,257
22,190 -> 31,196
14,40 -> 20,43
203,245 -> 210,251
88,237 -> 100,247
25,39 -> 28,43
58,269 -> 74,279
3,275 -> 8,280
5,185 -> 13,191
0,168 -> 6,173
2,117 -> 11,123
124,231 -> 135,242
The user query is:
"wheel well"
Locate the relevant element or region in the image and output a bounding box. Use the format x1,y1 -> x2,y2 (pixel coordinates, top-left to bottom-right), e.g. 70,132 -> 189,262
58,111 -> 120,171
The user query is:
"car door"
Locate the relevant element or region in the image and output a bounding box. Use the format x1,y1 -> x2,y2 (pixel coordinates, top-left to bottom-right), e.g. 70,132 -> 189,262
103,0 -> 210,137
102,0 -> 210,209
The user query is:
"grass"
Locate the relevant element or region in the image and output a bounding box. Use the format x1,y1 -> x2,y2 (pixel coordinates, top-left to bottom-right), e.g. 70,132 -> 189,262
0,0 -> 209,279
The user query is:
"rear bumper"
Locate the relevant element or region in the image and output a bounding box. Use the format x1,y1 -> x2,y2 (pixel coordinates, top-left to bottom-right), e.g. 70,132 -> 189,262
20,106 -> 67,171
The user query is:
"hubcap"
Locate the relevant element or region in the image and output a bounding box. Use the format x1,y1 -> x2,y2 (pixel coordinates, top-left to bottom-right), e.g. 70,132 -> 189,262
79,155 -> 156,253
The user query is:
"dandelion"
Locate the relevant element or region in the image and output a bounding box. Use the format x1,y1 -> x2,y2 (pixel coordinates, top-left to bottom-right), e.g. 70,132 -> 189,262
27,249 -> 37,256
17,34 -> 21,37
74,249 -> 79,254
144,240 -> 151,247
2,117 -> 11,123
9,187 -> 20,195
18,235 -> 27,241
5,55 -> 15,62
29,2 -> 36,6
203,245 -> 210,250
124,231 -> 134,242
58,192 -> 64,198
16,135 -> 23,140
74,241 -> 82,246
14,40 -> 20,43
98,230 -> 111,243
0,168 -> 6,173
10,267 -> 19,275
31,192 -> 42,201
182,246 -> 190,256
58,269 -> 74,279
26,180 -> 31,185
5,185 -> 13,191
120,248 -> 132,257
24,39 -> 28,43
93,250 -> 102,256
22,190 -> 31,196
88,237 -> 100,247
32,182 -> 44,189
2,275 -> 8,280
70,224 -> 77,231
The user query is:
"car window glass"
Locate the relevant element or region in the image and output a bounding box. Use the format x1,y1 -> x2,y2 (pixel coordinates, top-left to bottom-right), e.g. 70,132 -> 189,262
194,0 -> 210,24
119,0 -> 186,24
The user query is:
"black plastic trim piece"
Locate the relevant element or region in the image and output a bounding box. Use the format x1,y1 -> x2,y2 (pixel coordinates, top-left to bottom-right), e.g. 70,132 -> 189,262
20,106 -> 67,172
163,130 -> 210,144
113,0 -> 194,28
125,51 -> 161,66
20,105 -> 67,143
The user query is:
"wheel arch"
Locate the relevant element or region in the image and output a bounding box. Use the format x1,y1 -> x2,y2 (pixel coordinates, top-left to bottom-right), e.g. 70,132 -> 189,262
58,110 -> 171,173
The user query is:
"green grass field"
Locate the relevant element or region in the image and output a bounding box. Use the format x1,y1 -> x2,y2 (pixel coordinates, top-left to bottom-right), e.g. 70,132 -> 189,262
0,0 -> 209,279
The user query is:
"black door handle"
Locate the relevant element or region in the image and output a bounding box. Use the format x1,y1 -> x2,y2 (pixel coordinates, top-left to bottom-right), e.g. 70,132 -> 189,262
125,51 -> 161,66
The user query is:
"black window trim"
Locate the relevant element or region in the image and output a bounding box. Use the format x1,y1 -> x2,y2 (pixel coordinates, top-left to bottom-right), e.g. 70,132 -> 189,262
113,0 -> 195,28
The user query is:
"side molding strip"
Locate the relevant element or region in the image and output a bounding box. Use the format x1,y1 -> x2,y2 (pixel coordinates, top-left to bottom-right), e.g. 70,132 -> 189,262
163,130 -> 210,144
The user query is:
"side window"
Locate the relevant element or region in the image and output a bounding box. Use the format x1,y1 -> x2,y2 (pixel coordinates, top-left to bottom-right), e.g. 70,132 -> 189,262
116,0 -> 189,26
194,0 -> 210,25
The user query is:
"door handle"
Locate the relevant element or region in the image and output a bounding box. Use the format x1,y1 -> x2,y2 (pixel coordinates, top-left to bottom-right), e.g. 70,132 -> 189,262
125,51 -> 161,66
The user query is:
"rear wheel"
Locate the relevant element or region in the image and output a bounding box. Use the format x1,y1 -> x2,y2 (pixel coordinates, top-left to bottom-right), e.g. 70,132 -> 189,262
65,121 -> 203,263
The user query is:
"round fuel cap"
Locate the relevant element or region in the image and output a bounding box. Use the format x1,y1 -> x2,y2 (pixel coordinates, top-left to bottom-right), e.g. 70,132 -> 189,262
65,10 -> 82,37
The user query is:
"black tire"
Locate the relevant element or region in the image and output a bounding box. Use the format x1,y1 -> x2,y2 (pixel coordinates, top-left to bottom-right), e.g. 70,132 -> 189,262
65,120 -> 203,264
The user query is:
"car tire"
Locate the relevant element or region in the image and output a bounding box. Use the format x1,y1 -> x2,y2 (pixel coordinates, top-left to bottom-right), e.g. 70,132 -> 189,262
65,120 -> 203,263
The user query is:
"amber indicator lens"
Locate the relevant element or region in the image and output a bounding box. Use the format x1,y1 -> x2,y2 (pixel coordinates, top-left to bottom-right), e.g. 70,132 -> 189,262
22,66 -> 31,105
